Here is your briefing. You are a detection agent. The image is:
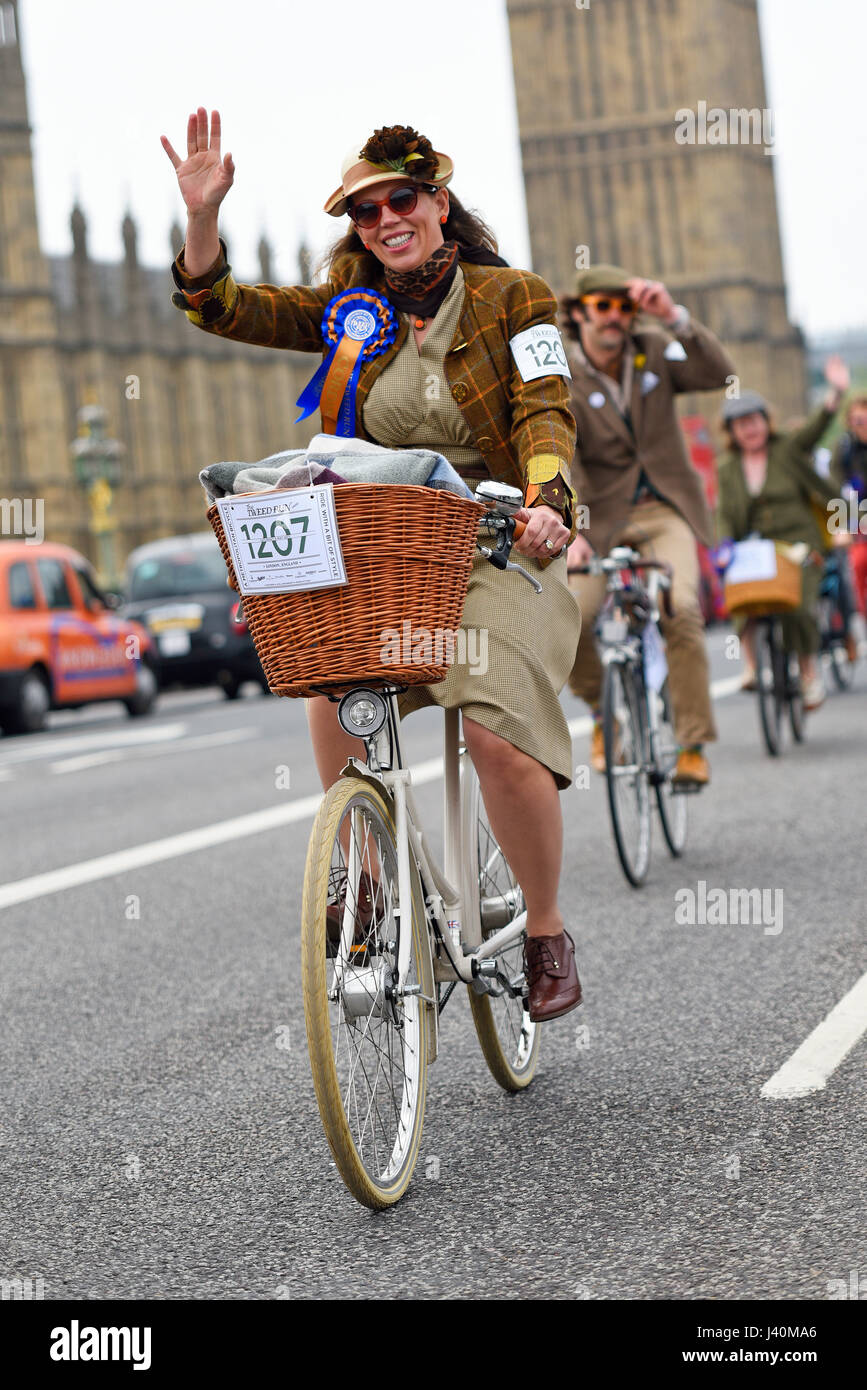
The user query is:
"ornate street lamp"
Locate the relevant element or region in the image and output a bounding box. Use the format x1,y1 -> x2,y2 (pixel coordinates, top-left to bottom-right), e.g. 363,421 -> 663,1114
70,403 -> 126,589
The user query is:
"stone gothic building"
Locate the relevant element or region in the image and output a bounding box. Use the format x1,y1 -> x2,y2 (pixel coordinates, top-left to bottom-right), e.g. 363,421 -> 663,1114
0,0 -> 313,569
506,0 -> 807,419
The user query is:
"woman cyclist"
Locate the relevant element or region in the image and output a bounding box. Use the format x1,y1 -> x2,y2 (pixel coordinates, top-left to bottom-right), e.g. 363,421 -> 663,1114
162,109 -> 583,1022
716,357 -> 849,710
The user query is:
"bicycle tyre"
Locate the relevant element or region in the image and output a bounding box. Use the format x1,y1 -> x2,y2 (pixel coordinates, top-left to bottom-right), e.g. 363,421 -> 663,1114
301,775 -> 430,1209
653,678 -> 688,857
603,658 -> 651,886
787,650 -> 806,742
461,754 -> 541,1092
756,622 -> 783,756
830,646 -> 856,691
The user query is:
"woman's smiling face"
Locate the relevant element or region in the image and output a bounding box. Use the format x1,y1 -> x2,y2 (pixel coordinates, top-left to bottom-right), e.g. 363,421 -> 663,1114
350,179 -> 449,271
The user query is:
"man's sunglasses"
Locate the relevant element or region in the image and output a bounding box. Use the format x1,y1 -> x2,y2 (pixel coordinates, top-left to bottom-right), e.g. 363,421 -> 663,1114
581,294 -> 636,316
349,184 -> 437,230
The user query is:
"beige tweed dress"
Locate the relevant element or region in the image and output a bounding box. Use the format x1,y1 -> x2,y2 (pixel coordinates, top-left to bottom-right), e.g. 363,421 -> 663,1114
363,268 -> 581,790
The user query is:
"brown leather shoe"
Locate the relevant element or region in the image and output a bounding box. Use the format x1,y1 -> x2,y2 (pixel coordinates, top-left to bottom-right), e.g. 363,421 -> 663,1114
672,748 -> 710,788
590,724 -> 606,773
326,871 -> 378,959
524,931 -> 582,1023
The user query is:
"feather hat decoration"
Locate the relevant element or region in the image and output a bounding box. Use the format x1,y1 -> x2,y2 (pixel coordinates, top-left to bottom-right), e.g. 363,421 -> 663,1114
324,125 -> 453,217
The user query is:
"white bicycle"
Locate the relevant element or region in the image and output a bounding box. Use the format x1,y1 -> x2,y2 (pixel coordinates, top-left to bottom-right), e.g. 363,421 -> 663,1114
301,482 -> 545,1208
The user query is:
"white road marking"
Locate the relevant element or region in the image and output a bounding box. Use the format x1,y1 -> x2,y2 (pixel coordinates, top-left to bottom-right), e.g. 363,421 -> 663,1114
761,971 -> 867,1099
0,756 -> 448,910
50,751 -> 125,774
48,726 -> 257,774
0,722 -> 188,767
0,675 -> 743,911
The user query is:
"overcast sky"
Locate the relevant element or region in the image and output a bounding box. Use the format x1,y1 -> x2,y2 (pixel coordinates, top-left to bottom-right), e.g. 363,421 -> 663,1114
15,0 -> 867,339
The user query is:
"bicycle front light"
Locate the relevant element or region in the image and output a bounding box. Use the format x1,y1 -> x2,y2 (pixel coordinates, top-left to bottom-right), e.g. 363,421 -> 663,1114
338,688 -> 388,738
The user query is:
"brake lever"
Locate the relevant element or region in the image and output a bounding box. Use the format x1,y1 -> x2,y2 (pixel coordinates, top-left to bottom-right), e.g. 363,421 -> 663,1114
477,545 -> 543,592
478,513 -> 544,592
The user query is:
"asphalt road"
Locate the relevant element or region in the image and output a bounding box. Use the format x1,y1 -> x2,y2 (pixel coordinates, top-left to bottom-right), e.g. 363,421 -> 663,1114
1,628 -> 865,1301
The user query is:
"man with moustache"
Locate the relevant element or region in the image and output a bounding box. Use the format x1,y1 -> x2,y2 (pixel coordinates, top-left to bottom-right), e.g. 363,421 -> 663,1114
562,265 -> 736,787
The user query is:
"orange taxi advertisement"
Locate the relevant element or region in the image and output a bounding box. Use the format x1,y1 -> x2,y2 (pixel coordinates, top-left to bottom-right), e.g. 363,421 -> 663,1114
0,540 -> 156,734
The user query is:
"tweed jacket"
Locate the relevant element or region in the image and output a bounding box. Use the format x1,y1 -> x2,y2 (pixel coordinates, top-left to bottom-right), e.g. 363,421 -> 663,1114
563,318 -> 736,552
716,406 -> 838,552
171,242 -> 579,547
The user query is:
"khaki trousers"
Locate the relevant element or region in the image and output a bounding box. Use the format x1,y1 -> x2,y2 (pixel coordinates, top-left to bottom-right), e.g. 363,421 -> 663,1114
567,500 -> 717,747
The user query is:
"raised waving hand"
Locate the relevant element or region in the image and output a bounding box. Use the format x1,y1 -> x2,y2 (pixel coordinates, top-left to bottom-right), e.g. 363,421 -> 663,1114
161,107 -> 234,218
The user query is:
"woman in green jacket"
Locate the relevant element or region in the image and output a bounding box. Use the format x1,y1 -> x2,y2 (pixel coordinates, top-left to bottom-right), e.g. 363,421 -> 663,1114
715,357 -> 849,710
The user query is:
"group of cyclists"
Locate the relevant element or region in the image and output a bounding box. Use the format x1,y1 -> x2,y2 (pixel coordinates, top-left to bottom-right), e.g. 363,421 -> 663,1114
162,110 -> 864,1027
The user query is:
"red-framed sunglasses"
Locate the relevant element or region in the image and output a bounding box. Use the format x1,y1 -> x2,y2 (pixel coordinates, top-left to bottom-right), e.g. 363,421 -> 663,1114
349,184 -> 438,230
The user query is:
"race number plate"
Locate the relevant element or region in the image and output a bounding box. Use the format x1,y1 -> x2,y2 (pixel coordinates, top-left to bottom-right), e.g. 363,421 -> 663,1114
643,621 -> 668,693
509,325 -> 571,383
216,485 -> 347,596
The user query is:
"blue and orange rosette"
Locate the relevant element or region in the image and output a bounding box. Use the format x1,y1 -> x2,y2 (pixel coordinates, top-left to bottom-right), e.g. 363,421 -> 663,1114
295,289 -> 397,436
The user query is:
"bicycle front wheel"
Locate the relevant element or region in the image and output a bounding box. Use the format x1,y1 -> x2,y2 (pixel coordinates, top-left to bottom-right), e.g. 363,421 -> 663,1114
301,776 -> 430,1209
653,679 -> 688,857
461,754 -> 540,1091
603,659 -> 651,886
756,621 -> 784,756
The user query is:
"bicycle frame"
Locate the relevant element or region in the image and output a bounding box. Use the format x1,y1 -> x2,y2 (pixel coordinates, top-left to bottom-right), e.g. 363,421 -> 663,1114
341,703 -> 528,999
597,562 -> 676,781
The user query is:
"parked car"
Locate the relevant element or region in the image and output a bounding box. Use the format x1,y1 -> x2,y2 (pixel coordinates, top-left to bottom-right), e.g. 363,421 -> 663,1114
0,541 -> 157,735
122,533 -> 268,698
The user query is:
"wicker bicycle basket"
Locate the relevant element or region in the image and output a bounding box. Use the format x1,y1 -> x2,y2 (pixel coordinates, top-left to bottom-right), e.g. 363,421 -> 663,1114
207,483 -> 486,697
724,548 -> 803,618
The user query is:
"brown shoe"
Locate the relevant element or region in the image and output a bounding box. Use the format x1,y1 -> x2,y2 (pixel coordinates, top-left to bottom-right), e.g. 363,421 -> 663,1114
672,748 -> 710,788
590,723 -> 606,773
524,931 -> 582,1023
326,871 -> 378,959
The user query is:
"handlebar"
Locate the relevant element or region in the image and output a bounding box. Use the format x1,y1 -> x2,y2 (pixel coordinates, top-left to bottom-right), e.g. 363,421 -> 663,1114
570,548 -> 675,618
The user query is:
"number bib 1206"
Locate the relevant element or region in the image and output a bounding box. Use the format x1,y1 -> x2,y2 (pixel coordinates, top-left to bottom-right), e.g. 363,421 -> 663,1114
509,325 -> 571,383
215,484 -> 347,595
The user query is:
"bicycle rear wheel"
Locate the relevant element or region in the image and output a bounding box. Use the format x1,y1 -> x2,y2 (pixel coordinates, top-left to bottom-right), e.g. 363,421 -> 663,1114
756,621 -> 784,756
603,658 -> 651,886
461,754 -> 540,1091
652,679 -> 688,856
301,776 -> 430,1209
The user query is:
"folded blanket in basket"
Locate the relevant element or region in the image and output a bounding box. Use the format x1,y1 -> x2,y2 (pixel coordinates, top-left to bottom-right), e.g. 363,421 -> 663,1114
199,437 -> 474,503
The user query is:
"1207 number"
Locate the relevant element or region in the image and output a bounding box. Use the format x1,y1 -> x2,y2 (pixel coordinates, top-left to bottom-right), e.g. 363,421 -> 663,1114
239,517 -> 309,559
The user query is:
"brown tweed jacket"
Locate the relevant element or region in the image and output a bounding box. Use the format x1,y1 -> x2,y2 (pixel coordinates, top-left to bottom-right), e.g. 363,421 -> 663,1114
564,319 -> 736,551
171,243 -> 579,546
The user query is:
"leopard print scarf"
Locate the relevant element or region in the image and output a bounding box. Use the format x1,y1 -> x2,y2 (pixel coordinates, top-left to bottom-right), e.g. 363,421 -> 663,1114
383,240 -> 460,318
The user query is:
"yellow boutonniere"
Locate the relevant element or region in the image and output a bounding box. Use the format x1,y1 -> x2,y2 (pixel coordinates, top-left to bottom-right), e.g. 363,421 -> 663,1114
635,353 -> 646,369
